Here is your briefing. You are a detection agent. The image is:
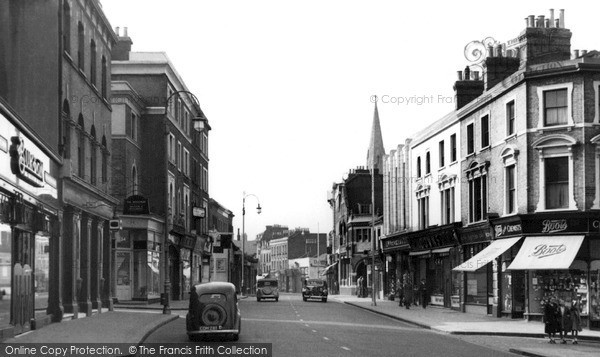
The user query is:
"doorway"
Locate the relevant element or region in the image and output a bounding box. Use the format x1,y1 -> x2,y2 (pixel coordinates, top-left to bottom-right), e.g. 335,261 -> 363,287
115,251 -> 132,301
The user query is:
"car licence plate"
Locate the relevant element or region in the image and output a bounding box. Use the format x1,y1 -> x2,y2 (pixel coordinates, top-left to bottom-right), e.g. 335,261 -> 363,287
199,326 -> 222,331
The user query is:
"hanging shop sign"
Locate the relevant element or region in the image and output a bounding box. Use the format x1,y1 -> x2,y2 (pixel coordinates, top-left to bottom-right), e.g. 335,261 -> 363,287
123,195 -> 150,215
9,136 -> 44,187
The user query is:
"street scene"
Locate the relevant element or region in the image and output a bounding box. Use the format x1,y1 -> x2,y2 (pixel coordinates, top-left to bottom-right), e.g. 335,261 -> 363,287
1,0 -> 600,357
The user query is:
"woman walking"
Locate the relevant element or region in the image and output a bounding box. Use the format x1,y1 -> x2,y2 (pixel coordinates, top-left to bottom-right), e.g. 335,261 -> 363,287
570,301 -> 583,344
558,299 -> 572,344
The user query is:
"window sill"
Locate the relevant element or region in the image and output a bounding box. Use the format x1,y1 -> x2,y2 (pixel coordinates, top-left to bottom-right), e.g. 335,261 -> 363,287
465,152 -> 475,159
438,166 -> 446,172
449,161 -> 458,167
535,207 -> 578,213
504,133 -> 517,142
537,124 -> 575,133
479,146 -> 491,153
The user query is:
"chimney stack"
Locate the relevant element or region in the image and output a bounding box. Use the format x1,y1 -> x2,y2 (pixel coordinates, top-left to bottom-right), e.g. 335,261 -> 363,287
112,25 -> 133,61
453,66 -> 484,110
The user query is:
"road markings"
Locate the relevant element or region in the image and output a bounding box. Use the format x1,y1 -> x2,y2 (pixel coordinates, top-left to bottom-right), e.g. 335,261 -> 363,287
243,318 -> 416,331
312,330 -> 317,333
304,324 -> 310,327
323,337 -> 330,341
341,346 -> 350,351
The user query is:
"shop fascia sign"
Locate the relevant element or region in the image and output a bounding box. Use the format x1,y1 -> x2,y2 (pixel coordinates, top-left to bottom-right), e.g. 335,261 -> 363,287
9,136 -> 44,188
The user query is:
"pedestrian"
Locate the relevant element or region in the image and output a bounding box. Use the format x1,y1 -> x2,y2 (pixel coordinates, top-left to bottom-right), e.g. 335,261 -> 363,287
403,272 -> 413,309
419,279 -> 428,309
558,299 -> 571,344
570,301 -> 583,344
543,297 -> 560,343
357,276 -> 363,297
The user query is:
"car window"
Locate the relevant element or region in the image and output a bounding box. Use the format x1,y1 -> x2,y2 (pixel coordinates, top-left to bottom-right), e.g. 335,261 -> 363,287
307,280 -> 324,286
257,280 -> 278,287
199,293 -> 227,303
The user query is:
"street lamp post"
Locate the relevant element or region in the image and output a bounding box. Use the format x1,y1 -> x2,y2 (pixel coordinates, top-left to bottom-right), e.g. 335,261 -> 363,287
241,192 -> 261,297
162,90 -> 208,315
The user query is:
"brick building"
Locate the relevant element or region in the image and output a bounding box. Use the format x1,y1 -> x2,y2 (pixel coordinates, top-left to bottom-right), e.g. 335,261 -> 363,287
208,198 -> 234,284
380,10 -> 600,330
0,0 -> 118,335
111,31 -> 210,302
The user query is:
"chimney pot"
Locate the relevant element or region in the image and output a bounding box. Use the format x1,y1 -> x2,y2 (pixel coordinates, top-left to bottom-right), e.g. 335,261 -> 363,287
488,45 -> 494,57
124,27 -> 128,37
495,44 -> 503,58
524,18 -> 529,28
464,66 -> 471,80
473,71 -> 480,81
574,50 -> 580,58
582,50 -> 588,56
538,15 -> 545,27
457,71 -> 463,81
115,26 -> 120,36
528,15 -> 535,28
555,19 -> 560,28
559,9 -> 565,28
545,19 -> 550,28
549,9 -> 555,27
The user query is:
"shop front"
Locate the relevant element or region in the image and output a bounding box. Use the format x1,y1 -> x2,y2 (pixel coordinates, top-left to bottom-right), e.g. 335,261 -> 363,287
0,105 -> 60,338
381,233 -> 410,300
492,213 -> 600,330
406,223 -> 461,309
113,215 -> 163,303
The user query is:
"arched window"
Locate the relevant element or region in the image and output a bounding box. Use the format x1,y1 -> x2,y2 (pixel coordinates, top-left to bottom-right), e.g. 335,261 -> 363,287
90,39 -> 96,85
62,99 -> 71,158
77,114 -> 85,178
101,56 -> 107,98
77,22 -> 84,70
90,125 -> 97,184
101,135 -> 108,183
62,2 -> 71,54
132,166 -> 138,195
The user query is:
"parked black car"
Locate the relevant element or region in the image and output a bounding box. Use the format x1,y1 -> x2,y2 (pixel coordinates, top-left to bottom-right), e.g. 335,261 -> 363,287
186,282 -> 241,341
302,279 -> 328,302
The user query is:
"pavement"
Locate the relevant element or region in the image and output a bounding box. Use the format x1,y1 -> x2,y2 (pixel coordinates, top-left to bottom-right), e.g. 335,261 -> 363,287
331,294 -> 600,357
1,294 -> 598,357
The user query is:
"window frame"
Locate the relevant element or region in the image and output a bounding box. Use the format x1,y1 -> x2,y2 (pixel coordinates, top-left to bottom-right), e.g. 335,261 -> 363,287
466,123 -> 474,155
536,83 -> 574,129
480,114 -> 490,149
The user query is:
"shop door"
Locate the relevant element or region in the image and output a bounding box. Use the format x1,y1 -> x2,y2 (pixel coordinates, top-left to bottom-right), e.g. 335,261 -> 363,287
443,259 -> 451,308
115,251 -> 132,301
12,230 -> 34,334
512,270 -> 525,318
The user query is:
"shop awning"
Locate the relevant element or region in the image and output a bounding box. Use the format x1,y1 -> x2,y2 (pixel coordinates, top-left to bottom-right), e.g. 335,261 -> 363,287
432,247 -> 452,255
453,237 -> 521,272
507,235 -> 585,270
409,250 -> 431,256
320,262 -> 338,275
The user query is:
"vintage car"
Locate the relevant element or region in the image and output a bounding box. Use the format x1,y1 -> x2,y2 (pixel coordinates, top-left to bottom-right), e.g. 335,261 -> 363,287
302,278 -> 328,302
186,282 -> 241,341
256,278 -> 279,302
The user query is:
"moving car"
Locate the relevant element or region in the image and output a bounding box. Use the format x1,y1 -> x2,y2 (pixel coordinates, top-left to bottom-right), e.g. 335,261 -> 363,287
256,278 -> 279,302
302,278 -> 328,302
186,282 -> 241,341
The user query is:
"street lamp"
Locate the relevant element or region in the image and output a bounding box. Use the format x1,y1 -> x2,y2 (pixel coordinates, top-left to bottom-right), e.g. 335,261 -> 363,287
242,192 -> 261,297
161,90 -> 208,315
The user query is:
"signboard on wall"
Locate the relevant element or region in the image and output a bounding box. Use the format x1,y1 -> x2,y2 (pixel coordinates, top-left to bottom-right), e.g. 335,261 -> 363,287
123,195 -> 150,215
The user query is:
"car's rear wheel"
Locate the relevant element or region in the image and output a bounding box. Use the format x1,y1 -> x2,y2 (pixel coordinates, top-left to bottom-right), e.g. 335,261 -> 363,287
232,333 -> 239,341
275,297 -> 279,302
256,297 -> 261,302
303,296 -> 307,302
322,297 -> 327,303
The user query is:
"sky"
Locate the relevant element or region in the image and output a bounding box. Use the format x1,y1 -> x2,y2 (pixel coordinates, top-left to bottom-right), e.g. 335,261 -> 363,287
101,0 -> 598,241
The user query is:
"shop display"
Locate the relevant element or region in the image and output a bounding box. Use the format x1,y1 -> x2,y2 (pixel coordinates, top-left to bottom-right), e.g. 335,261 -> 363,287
591,269 -> 600,321
530,270 -> 588,315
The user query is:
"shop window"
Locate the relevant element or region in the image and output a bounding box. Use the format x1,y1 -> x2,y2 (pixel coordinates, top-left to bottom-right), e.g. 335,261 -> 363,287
465,244 -> 491,305
0,225 -> 12,329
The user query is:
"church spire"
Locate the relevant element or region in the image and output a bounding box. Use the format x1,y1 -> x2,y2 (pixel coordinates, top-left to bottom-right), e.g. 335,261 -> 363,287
367,98 -> 385,171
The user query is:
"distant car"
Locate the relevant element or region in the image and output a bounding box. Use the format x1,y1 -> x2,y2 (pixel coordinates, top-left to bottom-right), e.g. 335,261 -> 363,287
302,279 -> 328,302
256,278 -> 279,302
186,282 -> 241,341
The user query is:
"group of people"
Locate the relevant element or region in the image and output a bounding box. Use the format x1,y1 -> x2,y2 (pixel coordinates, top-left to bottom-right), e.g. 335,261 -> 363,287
543,297 -> 583,344
397,274 -> 428,309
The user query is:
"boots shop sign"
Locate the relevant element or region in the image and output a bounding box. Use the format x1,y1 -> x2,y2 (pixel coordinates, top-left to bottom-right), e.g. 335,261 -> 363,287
9,136 -> 44,187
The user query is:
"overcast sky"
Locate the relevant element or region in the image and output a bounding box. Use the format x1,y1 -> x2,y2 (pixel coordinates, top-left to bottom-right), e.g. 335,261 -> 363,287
101,0 -> 598,240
